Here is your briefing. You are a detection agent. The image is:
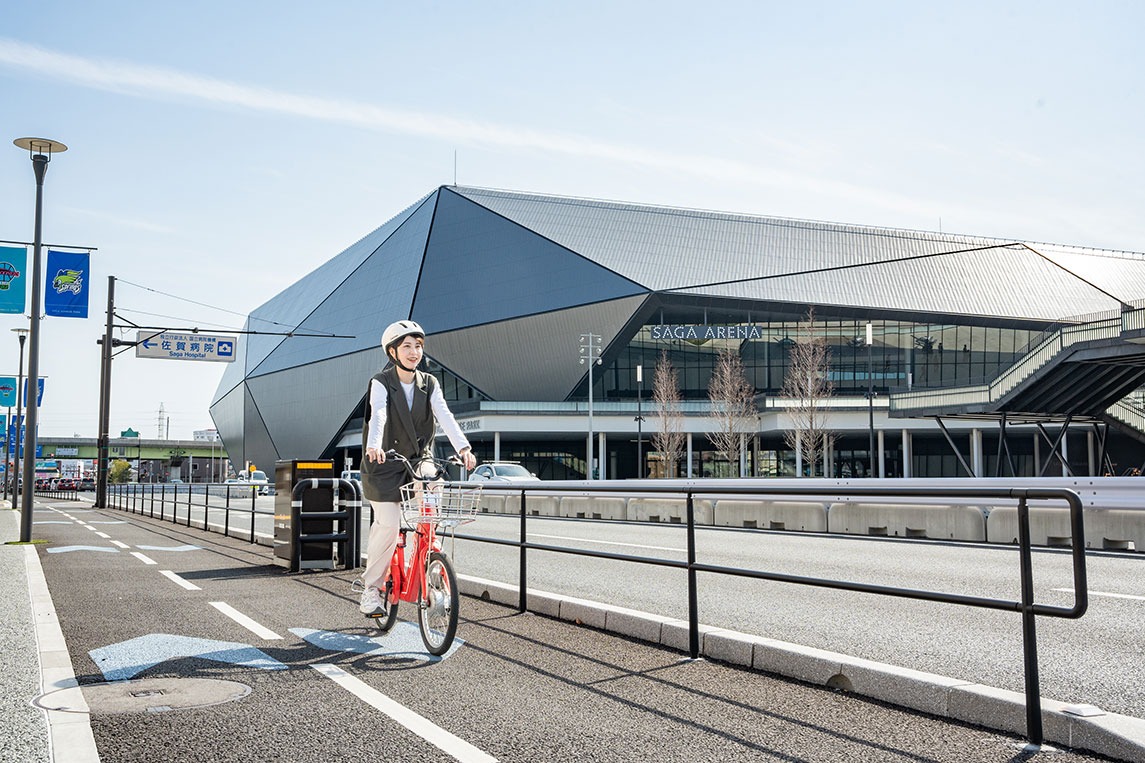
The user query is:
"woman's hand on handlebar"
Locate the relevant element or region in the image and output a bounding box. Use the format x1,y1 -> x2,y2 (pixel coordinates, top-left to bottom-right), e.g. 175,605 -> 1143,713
457,449 -> 476,471
365,447 -> 387,464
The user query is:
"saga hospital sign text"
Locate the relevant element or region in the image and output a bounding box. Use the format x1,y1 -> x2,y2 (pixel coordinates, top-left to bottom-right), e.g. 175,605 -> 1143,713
650,325 -> 766,341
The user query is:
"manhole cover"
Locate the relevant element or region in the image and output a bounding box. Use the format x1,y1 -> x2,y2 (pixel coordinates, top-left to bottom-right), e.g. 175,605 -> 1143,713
34,677 -> 251,714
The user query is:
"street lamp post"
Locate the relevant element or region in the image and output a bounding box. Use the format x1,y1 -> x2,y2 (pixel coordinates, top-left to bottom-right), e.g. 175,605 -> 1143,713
866,322 -> 876,478
10,328 -> 28,509
635,364 -> 644,478
578,333 -> 602,480
14,137 -> 67,543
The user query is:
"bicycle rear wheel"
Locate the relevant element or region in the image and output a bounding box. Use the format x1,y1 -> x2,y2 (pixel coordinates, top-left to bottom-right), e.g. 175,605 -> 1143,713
418,551 -> 458,656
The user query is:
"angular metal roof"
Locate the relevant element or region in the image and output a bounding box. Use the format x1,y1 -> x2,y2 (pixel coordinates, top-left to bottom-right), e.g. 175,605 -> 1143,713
453,186 -> 1143,321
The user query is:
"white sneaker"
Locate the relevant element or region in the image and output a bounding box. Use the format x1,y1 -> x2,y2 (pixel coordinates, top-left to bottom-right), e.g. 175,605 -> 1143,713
359,586 -> 385,616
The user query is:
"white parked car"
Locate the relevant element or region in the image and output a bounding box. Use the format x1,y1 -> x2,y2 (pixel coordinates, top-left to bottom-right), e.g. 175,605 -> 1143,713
471,462 -> 539,483
228,470 -> 271,495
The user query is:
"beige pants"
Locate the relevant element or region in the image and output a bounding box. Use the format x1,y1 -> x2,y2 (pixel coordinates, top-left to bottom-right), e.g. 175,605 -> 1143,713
363,500 -> 401,591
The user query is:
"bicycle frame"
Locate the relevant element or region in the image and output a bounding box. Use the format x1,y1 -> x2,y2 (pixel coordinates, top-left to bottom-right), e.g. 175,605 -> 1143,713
388,498 -> 442,607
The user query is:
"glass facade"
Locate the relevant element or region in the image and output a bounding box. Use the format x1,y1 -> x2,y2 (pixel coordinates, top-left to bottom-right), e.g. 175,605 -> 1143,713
575,315 -> 1049,402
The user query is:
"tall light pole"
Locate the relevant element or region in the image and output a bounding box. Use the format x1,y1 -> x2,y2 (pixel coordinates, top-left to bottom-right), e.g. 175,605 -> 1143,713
578,333 -> 602,480
866,322 -> 876,478
10,328 -> 28,509
14,137 -> 67,543
635,363 -> 644,478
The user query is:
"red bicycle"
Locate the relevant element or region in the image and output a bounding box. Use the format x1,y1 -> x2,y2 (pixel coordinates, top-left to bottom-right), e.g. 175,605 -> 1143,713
371,451 -> 481,655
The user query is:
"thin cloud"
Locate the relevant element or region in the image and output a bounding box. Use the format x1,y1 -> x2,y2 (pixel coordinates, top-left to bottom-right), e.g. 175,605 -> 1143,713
0,37 -> 951,219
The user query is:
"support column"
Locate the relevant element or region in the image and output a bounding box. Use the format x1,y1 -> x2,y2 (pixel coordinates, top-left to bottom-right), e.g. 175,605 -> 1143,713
971,428 -> 984,477
795,433 -> 803,478
901,429 -> 912,478
494,431 -> 501,462
686,433 -> 694,478
877,430 -> 886,478
598,432 -> 607,480
1087,430 -> 1096,476
1033,433 -> 1040,473
1061,429 -> 1070,476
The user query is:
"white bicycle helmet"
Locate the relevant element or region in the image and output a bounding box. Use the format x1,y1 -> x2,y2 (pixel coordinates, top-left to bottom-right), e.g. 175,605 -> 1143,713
381,320 -> 425,352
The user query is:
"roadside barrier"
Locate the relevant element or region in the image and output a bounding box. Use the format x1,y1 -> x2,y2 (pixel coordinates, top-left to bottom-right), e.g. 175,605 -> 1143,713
461,481 -> 1088,748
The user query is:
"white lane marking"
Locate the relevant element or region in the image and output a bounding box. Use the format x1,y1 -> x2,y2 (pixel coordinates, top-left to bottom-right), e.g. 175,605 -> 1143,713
313,664 -> 497,762
209,602 -> 282,640
94,532 -> 111,539
76,521 -> 90,527
1054,588 -> 1145,602
529,532 -> 682,553
160,570 -> 201,591
130,552 -> 157,565
110,540 -> 130,549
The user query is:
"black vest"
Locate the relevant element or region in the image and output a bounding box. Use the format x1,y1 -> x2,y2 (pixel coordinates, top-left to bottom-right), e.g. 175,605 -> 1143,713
360,365 -> 438,502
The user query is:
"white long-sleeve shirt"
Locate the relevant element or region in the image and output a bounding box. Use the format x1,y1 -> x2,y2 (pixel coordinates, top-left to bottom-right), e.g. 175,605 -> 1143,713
365,377 -> 470,455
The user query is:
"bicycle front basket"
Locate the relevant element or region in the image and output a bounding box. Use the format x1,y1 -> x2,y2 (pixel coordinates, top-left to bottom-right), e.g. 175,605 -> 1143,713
399,481 -> 482,526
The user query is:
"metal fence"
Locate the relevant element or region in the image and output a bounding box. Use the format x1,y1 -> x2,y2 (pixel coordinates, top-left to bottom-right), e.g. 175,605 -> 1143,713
455,481 -> 1087,747
102,477 -> 1086,746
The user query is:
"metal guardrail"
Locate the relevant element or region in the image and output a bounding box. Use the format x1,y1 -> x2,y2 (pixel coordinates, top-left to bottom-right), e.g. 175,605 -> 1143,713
105,481 -> 270,544
455,481 -> 1088,748
100,477 -> 1088,746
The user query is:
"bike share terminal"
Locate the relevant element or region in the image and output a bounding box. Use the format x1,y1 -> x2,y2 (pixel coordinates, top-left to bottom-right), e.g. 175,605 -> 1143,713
272,459 -> 363,572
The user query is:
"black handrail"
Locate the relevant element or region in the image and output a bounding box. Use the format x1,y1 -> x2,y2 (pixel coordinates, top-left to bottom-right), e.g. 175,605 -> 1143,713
106,481 -> 273,545
100,477 -> 1088,746
454,481 -> 1088,747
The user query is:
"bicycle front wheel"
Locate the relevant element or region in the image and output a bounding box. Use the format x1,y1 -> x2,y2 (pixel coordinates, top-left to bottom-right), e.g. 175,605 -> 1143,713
418,551 -> 459,656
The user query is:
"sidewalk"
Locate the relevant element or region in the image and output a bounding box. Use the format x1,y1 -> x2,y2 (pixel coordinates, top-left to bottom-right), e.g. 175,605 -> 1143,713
1,505 -> 98,763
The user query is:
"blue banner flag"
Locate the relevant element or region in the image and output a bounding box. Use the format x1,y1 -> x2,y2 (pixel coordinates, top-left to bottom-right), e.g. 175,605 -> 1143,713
44,250 -> 90,318
0,377 -> 15,408
0,246 -> 27,314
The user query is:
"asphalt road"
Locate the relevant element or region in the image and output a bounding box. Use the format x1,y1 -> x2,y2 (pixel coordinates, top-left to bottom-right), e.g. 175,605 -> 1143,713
33,500 -> 1124,762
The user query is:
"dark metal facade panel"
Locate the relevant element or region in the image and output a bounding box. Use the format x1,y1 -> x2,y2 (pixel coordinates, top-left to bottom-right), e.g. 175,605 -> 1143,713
413,189 -> 645,334
246,347 -> 388,463
240,192 -> 433,378
250,196 -> 435,378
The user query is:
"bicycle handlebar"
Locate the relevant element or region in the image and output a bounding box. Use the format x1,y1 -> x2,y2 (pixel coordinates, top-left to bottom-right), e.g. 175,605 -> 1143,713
382,450 -> 465,481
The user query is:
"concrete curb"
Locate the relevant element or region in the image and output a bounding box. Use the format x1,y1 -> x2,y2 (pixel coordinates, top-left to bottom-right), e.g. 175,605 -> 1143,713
459,574 -> 1145,763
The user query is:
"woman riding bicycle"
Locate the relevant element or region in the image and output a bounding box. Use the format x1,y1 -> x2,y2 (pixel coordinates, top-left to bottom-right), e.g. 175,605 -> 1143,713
359,319 -> 476,617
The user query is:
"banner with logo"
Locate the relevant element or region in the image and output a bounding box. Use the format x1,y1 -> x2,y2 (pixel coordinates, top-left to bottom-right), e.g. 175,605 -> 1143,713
0,246 -> 27,314
44,250 -> 90,318
0,377 -> 15,408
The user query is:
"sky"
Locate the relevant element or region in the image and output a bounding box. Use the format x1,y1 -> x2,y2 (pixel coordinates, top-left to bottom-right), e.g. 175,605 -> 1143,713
1,1 -> 1143,441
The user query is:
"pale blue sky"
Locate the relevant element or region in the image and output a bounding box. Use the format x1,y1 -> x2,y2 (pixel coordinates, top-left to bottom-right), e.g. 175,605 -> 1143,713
1,1 -> 1142,439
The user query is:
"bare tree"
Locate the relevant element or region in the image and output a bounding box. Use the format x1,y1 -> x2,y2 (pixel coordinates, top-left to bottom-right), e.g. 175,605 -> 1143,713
707,347 -> 756,477
780,308 -> 835,476
652,350 -> 686,478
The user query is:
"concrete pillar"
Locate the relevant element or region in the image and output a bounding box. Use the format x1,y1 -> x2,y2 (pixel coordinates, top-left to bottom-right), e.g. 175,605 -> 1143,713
1087,430 -> 1096,476
686,433 -> 694,478
901,429 -> 912,478
877,430 -> 886,478
795,433 -> 803,478
971,428 -> 983,477
1061,428 -> 1071,476
598,432 -> 607,480
1034,433 -> 1040,474
494,431 -> 501,462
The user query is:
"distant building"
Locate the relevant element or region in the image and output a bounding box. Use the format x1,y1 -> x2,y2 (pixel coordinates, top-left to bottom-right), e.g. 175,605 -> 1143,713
210,186 -> 1145,480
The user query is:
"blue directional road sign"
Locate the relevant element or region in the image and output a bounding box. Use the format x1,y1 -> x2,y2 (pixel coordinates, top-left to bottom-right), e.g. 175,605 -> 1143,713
135,332 -> 238,363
